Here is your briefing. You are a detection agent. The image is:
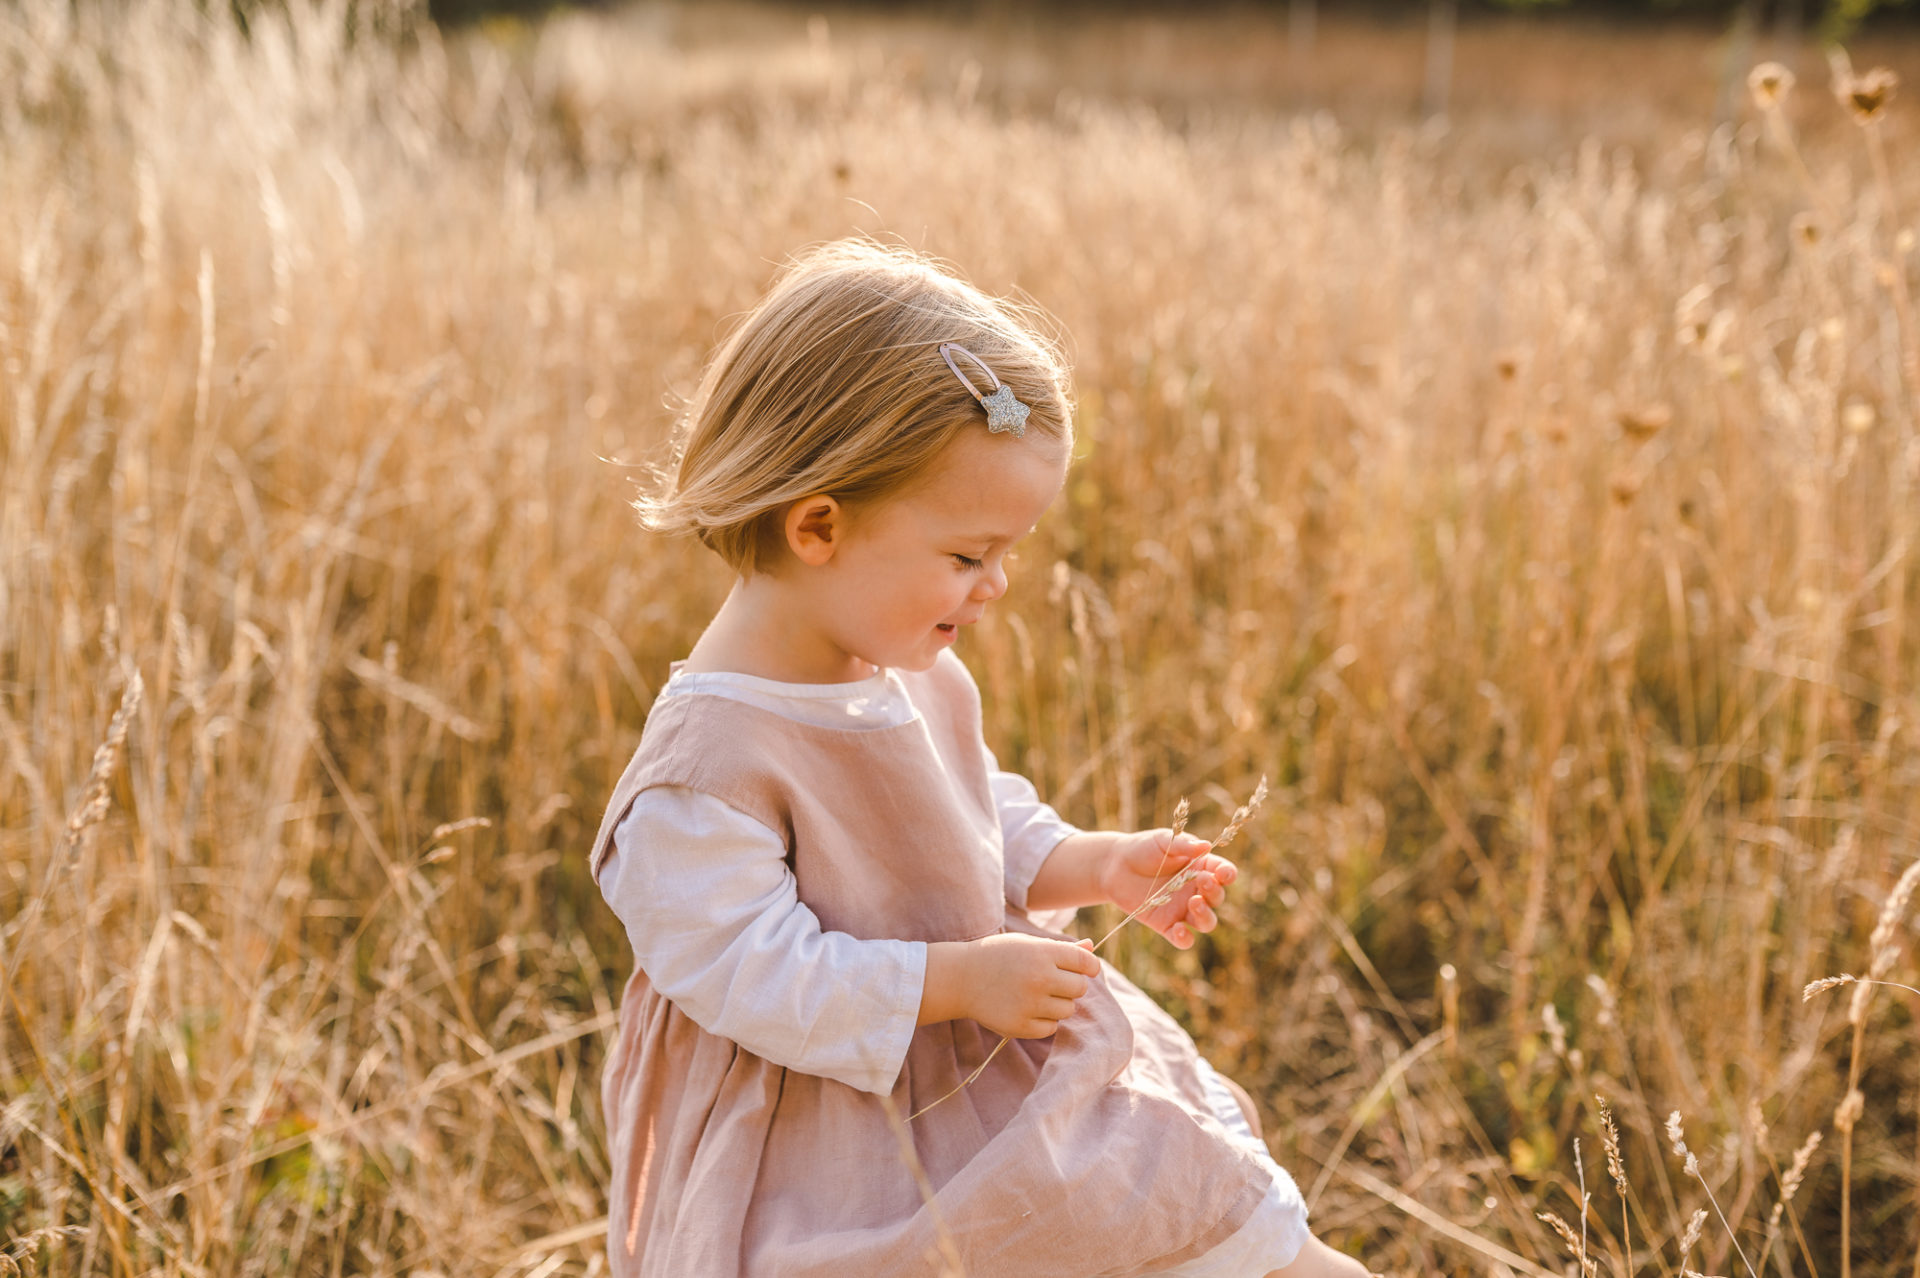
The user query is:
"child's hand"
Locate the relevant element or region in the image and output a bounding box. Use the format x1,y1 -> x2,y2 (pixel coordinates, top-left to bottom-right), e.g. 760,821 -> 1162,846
928,934 -> 1101,1039
1098,829 -> 1236,950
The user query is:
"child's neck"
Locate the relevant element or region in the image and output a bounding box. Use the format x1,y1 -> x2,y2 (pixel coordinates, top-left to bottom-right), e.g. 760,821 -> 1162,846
680,575 -> 879,685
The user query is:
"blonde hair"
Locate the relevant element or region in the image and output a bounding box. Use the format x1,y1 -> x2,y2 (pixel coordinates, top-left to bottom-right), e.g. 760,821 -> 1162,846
635,238 -> 1074,575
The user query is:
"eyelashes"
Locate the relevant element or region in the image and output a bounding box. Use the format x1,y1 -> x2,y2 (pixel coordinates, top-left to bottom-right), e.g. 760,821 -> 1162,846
952,550 -> 1022,572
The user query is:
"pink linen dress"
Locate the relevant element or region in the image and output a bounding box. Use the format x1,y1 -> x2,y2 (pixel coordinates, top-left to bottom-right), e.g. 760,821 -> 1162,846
588,652 -> 1277,1277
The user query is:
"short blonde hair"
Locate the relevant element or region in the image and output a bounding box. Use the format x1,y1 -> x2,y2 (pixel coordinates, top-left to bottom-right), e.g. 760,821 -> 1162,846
636,238 -> 1074,575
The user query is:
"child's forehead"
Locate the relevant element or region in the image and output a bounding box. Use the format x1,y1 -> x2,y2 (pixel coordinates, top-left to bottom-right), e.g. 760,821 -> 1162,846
903,430 -> 1068,530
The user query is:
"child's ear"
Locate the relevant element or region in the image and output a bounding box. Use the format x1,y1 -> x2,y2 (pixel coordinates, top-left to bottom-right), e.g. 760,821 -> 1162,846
784,494 -> 843,566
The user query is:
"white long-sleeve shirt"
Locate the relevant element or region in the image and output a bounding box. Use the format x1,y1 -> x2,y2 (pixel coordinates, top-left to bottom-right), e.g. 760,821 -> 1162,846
595,662 -> 1310,1274
595,664 -> 1080,1095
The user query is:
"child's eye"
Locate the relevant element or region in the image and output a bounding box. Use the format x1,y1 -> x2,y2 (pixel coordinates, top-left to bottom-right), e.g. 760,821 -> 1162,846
951,554 -> 984,571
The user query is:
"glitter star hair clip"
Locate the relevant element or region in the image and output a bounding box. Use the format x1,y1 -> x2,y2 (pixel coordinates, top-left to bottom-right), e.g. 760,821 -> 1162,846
938,342 -> 1031,438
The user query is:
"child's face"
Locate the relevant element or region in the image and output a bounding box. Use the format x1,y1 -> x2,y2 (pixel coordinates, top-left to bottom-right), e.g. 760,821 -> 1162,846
813,427 -> 1069,674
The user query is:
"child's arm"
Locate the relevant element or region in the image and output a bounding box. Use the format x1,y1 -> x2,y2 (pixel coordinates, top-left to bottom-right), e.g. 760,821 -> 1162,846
602,787 -> 927,1095
1027,828 -> 1236,951
981,742 -> 1236,951
982,743 -> 1083,931
919,933 -> 1101,1040
601,787 -> 1104,1090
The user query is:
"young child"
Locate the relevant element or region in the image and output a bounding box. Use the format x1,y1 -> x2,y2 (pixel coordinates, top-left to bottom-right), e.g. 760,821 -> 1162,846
590,238 -> 1375,1277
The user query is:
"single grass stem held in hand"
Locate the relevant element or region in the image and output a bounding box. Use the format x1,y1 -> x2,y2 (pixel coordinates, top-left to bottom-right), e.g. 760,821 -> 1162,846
909,778 -> 1267,1122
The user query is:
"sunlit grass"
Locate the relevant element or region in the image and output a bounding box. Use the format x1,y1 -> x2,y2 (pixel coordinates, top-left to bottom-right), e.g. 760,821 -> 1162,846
4,2 -> 1918,1273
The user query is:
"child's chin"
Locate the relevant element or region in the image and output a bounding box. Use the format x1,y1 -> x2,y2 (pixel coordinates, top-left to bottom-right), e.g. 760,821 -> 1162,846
889,648 -> 943,673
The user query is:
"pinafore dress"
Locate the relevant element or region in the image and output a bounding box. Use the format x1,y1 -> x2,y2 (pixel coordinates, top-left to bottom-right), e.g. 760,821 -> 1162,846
589,654 -> 1274,1277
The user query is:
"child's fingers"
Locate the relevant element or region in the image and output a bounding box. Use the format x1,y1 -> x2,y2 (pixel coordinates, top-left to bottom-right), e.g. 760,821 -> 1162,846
1186,895 -> 1218,933
1139,830 -> 1209,870
1059,939 -> 1100,976
1173,832 -> 1212,860
1046,968 -> 1092,1000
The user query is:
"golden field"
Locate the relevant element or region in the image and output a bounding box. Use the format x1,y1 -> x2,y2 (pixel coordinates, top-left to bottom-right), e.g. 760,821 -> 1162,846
4,1 -> 1920,1273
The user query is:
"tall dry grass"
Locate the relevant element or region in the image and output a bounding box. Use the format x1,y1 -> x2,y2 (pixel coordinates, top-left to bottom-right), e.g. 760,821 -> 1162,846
3,1 -> 1920,1273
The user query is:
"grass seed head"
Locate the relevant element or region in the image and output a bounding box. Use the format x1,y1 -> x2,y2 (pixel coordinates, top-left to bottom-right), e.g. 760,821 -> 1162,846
1838,67 -> 1897,123
60,671 -> 144,857
1780,1129 -> 1821,1203
1803,973 -> 1856,1000
1619,403 -> 1671,440
1536,1211 -> 1598,1278
1584,974 -> 1617,1028
1596,1095 -> 1626,1195
1867,858 -> 1920,979
1209,775 -> 1268,852
430,816 -> 494,840
1748,61 -> 1794,110
1834,1088 -> 1864,1133
1680,1207 -> 1708,1253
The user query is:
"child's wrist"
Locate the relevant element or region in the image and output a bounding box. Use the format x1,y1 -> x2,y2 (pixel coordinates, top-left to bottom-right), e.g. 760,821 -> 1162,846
1089,831 -> 1131,906
917,940 -> 975,1026
1028,831 -> 1120,912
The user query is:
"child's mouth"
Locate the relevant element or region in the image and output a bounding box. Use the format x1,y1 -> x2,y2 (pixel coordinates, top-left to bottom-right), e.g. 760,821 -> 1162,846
936,623 -> 956,634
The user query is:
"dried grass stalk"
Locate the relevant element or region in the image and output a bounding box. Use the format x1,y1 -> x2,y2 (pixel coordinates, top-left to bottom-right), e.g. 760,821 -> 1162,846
59,671 -> 144,858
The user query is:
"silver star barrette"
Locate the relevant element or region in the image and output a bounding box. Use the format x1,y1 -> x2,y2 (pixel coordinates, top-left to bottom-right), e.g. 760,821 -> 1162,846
939,342 -> 1031,438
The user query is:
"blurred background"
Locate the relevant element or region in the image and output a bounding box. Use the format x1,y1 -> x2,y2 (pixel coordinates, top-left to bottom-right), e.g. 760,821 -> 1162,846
4,0 -> 1919,1274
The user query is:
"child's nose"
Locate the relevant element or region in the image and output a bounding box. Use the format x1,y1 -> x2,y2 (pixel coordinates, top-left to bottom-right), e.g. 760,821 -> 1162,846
973,561 -> 1008,601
